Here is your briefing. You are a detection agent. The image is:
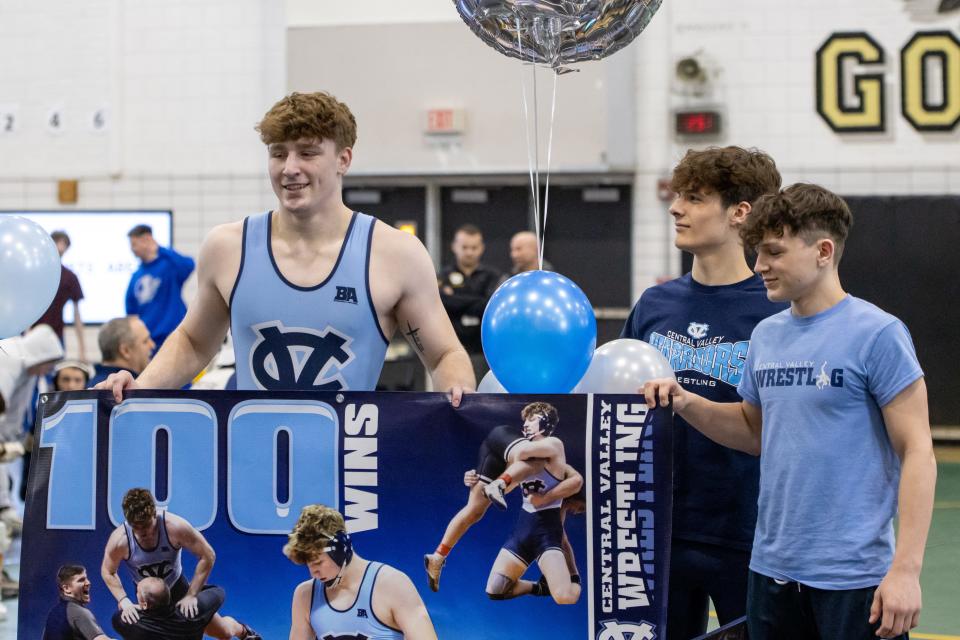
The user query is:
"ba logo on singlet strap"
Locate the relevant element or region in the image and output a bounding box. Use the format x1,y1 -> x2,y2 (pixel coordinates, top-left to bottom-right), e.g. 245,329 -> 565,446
250,321 -> 355,391
137,561 -> 174,581
335,286 -> 359,304
322,634 -> 369,640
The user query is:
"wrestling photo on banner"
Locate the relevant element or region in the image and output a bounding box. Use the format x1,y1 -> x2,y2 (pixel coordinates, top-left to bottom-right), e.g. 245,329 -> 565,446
21,390 -> 671,639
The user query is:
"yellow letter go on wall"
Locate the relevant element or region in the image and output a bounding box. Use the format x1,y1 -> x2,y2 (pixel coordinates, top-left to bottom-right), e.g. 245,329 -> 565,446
901,31 -> 960,132
817,32 -> 886,132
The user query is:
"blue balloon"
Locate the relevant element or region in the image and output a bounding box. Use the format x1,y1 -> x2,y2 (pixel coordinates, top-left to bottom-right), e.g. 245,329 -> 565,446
0,216 -> 61,339
482,270 -> 596,393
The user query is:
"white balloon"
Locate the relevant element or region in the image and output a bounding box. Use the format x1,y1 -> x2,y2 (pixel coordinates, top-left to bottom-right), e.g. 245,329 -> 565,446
0,215 -> 61,339
574,338 -> 675,394
477,370 -> 508,393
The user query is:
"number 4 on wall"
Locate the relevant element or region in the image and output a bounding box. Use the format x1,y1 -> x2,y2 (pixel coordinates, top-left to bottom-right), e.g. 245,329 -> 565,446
46,105 -> 65,135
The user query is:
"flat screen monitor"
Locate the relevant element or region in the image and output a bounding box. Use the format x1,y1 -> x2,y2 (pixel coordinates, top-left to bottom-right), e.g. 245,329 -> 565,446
1,210 -> 174,324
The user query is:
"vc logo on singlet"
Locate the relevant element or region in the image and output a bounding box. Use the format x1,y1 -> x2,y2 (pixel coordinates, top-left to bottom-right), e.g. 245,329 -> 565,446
137,561 -> 174,581
521,479 -> 546,496
596,620 -> 656,640
250,321 -> 355,391
322,635 -> 369,640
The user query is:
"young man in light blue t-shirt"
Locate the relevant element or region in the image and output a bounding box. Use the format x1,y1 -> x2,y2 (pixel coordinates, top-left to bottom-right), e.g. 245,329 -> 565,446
642,183 -> 936,640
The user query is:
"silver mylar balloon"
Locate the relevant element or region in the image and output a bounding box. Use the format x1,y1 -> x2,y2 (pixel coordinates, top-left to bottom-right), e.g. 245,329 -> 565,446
573,338 -> 675,393
453,0 -> 663,69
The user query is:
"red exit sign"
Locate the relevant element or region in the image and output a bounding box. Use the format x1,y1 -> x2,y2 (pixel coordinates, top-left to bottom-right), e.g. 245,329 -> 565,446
674,110 -> 722,136
425,108 -> 466,134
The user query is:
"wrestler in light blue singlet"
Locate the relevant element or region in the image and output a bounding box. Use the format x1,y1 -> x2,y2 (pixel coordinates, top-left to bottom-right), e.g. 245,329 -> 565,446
230,211 -> 389,391
123,512 -> 183,588
310,562 -> 402,640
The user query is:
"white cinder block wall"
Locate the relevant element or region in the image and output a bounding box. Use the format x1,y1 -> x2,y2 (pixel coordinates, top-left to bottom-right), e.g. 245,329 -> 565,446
2,0 -> 958,359
0,0 -> 286,358
0,0 -> 285,265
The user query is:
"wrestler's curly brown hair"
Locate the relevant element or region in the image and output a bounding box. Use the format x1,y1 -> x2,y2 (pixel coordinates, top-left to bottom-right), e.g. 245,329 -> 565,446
283,504 -> 345,565
670,146 -> 781,208
521,402 -> 559,433
122,488 -> 156,526
741,183 -> 853,264
256,92 -> 357,150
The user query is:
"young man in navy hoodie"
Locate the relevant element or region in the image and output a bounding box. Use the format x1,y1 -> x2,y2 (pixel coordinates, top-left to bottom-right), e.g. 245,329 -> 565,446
621,146 -> 786,638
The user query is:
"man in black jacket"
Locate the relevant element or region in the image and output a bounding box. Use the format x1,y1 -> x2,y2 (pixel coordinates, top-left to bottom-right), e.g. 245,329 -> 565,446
438,224 -> 501,379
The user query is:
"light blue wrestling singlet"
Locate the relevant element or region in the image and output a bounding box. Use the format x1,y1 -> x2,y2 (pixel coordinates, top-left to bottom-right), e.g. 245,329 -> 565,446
230,211 -> 389,391
310,562 -> 403,640
123,512 -> 183,589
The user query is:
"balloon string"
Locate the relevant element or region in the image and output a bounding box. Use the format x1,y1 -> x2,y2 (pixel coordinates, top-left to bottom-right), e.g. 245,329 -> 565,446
517,18 -> 540,263
532,58 -> 542,269
540,69 -> 558,270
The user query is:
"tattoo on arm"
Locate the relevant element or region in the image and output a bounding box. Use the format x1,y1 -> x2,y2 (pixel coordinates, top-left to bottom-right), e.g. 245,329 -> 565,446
405,322 -> 425,353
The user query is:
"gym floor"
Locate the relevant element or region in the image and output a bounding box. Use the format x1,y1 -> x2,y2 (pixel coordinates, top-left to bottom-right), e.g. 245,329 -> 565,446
911,446 -> 960,638
2,449 -> 957,637
702,445 -> 960,639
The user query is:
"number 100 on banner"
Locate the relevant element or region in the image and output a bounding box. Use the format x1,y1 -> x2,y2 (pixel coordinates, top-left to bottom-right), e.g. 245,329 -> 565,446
38,397 -> 382,535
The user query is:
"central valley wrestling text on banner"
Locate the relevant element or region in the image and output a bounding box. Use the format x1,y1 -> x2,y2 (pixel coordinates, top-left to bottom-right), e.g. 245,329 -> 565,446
22,391 -> 672,639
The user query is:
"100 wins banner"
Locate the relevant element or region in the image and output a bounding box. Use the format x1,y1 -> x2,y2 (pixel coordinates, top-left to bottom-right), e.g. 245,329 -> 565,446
22,390 -> 672,639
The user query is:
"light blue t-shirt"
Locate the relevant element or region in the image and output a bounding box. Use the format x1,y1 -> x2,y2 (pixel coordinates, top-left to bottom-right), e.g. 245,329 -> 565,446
738,295 -> 923,589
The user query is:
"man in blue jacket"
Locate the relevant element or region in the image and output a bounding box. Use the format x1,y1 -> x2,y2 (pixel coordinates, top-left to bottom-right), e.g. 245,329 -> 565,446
125,225 -> 195,349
